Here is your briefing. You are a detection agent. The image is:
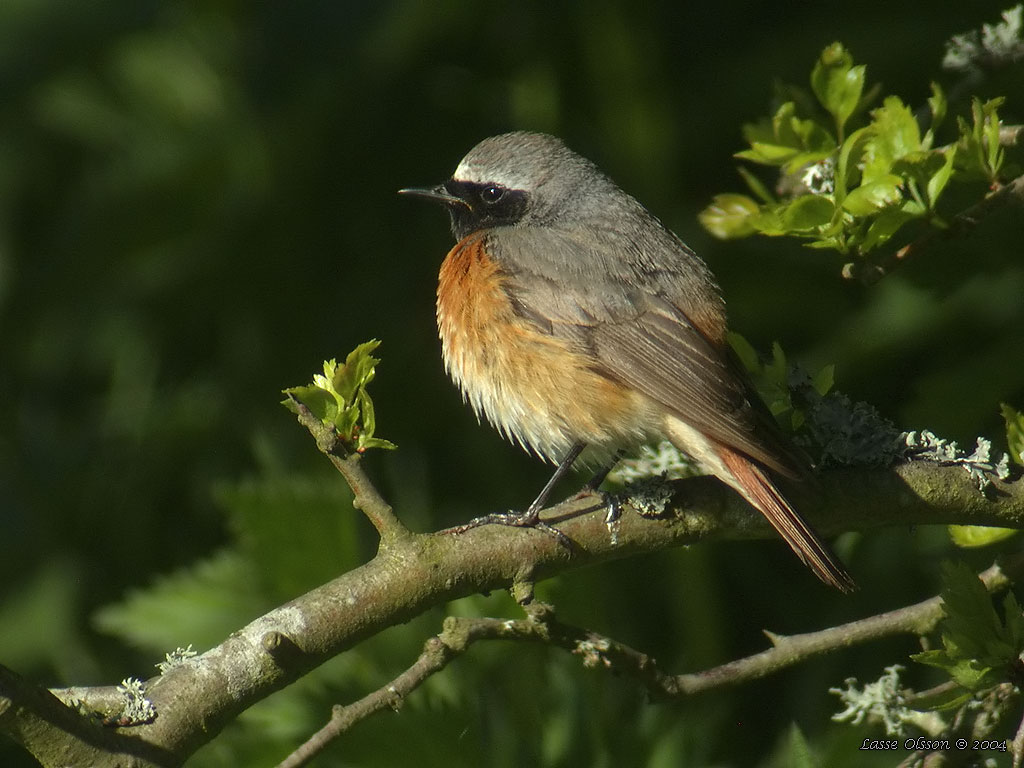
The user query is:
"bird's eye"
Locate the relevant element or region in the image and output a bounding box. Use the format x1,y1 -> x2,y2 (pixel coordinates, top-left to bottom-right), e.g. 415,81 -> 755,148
479,185 -> 505,204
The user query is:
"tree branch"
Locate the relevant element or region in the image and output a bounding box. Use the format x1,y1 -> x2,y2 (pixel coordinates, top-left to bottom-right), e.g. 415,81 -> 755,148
0,664 -> 175,768
891,172 -> 1024,269
676,557 -> 1015,695
279,556 -> 1021,765
845,167 -> 1024,284
3,459 -> 1023,766
289,396 -> 409,542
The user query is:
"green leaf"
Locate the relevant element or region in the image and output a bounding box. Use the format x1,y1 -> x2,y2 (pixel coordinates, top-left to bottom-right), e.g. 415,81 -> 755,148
947,659 -> 1001,691
938,561 -> 1005,659
811,364 -> 835,396
983,98 -> 1005,175
698,193 -> 760,239
332,341 -> 381,404
1002,403 -> 1024,467
810,42 -> 865,137
860,204 -> 921,252
910,650 -> 1000,692
841,175 -> 902,216
282,340 -> 396,453
746,204 -> 787,236
923,82 -> 947,148
890,150 -> 954,209
334,401 -> 359,437
737,166 -> 775,204
948,525 -> 1018,548
910,649 -> 949,668
726,334 -> 792,424
780,195 -> 835,231
907,681 -> 973,712
358,388 -> 376,439
925,147 -> 957,208
956,116 -> 984,178
359,436 -> 398,451
736,142 -> 800,165
954,664 -> 1003,691
834,126 -> 870,201
761,102 -> 804,148
957,98 -> 1006,181
356,388 -> 397,451
912,560 -> 1024,694
775,723 -> 819,768
283,383 -> 338,423
761,343 -> 795,420
738,102 -> 835,171
765,342 -> 788,386
862,96 -> 921,181
805,235 -> 847,252
727,332 -> 760,374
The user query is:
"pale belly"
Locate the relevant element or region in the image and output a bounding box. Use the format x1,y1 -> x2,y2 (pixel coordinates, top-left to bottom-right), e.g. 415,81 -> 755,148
436,233 -> 656,462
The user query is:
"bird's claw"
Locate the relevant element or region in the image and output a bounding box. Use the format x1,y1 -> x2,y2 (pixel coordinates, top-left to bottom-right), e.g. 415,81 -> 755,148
442,509 -> 574,549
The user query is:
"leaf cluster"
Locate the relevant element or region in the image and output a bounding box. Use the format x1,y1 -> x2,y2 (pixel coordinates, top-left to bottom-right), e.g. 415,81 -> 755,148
728,332 -> 834,433
1002,403 -> 1024,469
729,334 -> 906,470
282,340 -> 396,454
912,562 -> 1024,704
699,42 -> 1016,260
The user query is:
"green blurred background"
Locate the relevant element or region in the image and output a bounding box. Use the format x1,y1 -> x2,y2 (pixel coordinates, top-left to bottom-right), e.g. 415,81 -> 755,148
1,1 -> 1022,766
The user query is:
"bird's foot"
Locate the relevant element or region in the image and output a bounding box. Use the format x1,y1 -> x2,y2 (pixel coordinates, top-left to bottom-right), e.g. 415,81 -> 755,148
566,486 -> 621,542
441,507 -> 574,549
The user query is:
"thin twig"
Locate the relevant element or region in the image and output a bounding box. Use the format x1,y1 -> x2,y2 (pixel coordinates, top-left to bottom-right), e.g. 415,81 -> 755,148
288,395 -> 409,542
276,634 -> 457,768
891,172 -> 1024,263
333,453 -> 408,543
275,612 -> 668,767
847,170 -> 1024,283
676,559 -> 1012,695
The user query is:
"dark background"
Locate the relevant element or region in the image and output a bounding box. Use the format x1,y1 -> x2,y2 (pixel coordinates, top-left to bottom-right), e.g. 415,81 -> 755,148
1,2 -> 1022,766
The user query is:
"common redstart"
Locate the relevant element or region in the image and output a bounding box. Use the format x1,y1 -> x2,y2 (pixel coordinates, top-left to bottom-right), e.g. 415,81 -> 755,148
400,131 -> 855,592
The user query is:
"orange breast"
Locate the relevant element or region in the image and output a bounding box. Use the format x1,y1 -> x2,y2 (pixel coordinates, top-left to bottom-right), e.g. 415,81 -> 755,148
436,233 -> 654,462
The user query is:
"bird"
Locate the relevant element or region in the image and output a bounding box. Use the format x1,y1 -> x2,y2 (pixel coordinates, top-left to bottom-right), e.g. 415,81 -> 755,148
399,131 -> 855,592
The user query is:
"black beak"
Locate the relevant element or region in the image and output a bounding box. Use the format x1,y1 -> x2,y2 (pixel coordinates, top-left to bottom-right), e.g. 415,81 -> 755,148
397,184 -> 467,207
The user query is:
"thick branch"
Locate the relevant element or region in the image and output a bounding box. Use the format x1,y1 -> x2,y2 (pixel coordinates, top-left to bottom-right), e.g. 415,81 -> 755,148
3,460 -> 1023,766
0,664 -> 174,768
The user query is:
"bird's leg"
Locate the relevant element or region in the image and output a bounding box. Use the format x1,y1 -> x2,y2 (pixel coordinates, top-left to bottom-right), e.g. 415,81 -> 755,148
442,442 -> 586,547
521,441 -> 586,523
578,449 -> 625,494
567,449 -> 625,530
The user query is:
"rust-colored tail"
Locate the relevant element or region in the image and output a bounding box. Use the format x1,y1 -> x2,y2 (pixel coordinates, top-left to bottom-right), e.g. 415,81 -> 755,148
717,445 -> 856,593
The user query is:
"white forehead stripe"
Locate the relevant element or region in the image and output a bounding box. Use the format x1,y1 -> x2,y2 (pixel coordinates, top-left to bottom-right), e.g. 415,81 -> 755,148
452,159 -> 534,190
452,132 -> 567,189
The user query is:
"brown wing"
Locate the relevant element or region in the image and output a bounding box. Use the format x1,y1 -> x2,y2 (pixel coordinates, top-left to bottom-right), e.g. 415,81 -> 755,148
490,225 -> 802,476
583,295 -> 801,477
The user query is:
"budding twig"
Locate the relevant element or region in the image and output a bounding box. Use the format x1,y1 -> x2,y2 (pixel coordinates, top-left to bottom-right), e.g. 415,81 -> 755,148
288,395 -> 409,542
